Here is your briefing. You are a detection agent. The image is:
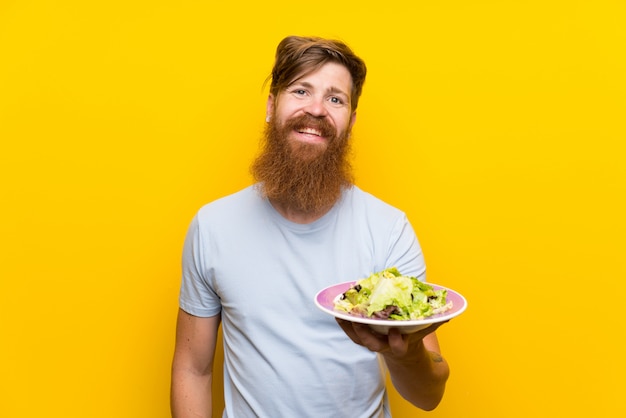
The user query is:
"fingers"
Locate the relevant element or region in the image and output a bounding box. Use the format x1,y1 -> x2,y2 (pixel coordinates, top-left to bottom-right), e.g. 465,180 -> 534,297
335,318 -> 384,349
387,328 -> 409,356
335,318 -> 450,358
352,323 -> 389,352
335,318 -> 398,353
335,318 -> 361,345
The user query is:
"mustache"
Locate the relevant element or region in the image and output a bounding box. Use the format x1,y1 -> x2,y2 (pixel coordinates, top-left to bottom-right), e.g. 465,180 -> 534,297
284,114 -> 336,139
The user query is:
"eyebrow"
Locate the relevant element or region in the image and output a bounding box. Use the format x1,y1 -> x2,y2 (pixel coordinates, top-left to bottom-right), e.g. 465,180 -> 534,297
291,81 -> 350,100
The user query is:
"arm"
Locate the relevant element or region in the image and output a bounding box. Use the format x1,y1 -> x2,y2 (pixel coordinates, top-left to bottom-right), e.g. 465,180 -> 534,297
336,320 -> 449,411
171,308 -> 221,418
383,328 -> 449,410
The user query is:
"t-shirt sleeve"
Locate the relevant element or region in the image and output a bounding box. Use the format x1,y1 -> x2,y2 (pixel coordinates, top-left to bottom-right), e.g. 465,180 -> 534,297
385,213 -> 427,281
178,214 -> 222,317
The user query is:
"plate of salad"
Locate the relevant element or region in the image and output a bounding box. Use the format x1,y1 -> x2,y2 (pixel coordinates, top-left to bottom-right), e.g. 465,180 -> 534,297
314,268 -> 467,334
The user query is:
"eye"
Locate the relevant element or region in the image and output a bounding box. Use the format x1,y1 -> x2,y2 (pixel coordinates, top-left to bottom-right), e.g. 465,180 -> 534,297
329,96 -> 346,105
292,89 -> 307,96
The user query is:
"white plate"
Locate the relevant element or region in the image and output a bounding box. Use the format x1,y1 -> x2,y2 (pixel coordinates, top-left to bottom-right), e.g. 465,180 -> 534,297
314,281 -> 467,334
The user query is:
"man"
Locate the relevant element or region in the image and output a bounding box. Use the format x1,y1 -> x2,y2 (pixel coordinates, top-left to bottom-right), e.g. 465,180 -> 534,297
171,35 -> 449,418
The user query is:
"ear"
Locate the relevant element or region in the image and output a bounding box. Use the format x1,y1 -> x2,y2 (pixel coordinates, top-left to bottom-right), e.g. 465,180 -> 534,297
349,111 -> 357,131
266,94 -> 275,121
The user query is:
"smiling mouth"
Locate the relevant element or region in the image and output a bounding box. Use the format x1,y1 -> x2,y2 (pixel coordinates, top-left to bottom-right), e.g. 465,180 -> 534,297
287,115 -> 334,142
297,127 -> 323,137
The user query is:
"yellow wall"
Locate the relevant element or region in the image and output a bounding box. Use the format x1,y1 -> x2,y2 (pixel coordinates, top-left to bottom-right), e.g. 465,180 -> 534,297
1,1 -> 625,417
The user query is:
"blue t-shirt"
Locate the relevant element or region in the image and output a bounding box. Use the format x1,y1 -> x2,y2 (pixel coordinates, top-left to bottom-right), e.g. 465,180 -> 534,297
180,185 -> 426,418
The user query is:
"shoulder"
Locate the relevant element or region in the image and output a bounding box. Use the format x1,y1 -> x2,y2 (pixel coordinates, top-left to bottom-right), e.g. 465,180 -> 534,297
196,185 -> 262,220
343,186 -> 405,217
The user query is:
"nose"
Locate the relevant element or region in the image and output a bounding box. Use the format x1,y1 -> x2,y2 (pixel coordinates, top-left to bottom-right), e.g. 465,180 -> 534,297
304,95 -> 328,118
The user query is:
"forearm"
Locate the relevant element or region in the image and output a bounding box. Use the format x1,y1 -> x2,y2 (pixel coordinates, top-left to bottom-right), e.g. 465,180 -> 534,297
171,310 -> 221,418
383,341 -> 450,411
171,368 -> 213,418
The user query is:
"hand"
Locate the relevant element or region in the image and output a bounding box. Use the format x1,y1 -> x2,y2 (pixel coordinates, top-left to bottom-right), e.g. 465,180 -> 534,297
335,318 -> 447,358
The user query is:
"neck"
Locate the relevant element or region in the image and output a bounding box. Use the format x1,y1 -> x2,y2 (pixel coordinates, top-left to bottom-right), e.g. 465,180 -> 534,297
268,198 -> 334,224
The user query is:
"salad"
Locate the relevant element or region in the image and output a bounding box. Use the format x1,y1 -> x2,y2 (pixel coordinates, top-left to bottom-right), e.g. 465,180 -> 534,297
334,268 -> 453,320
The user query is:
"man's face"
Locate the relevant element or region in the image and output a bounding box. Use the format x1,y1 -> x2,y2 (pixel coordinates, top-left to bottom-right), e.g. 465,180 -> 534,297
266,62 -> 357,157
251,62 -> 357,215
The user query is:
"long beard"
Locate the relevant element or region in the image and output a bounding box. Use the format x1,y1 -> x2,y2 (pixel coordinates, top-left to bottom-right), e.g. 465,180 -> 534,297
250,114 -> 354,214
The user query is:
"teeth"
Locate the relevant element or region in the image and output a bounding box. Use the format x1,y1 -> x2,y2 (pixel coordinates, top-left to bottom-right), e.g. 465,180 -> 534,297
299,127 -> 322,136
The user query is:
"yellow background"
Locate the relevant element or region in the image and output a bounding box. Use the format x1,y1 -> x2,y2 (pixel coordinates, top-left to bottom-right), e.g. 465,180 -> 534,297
1,1 -> 625,417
